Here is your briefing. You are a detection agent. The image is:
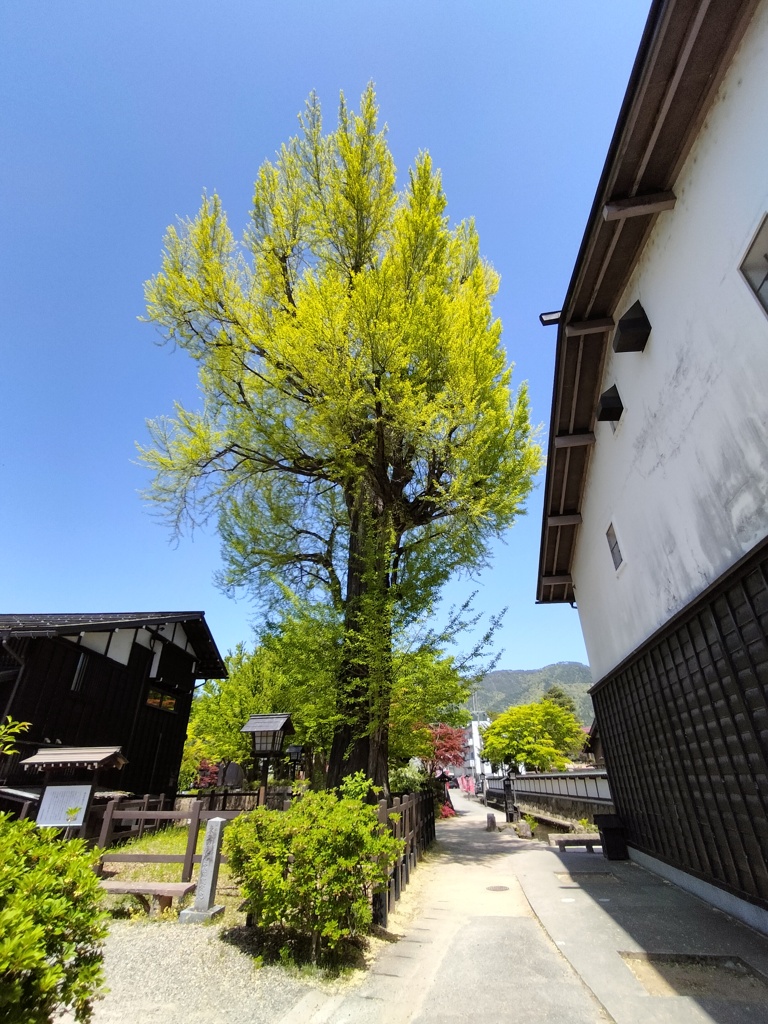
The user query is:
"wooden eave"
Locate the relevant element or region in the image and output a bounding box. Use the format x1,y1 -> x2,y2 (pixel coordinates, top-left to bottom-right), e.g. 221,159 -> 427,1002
537,0 -> 759,604
0,611 -> 227,678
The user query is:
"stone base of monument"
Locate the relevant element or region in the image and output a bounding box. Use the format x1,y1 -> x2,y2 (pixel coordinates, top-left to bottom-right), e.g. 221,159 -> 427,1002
179,903 -> 225,923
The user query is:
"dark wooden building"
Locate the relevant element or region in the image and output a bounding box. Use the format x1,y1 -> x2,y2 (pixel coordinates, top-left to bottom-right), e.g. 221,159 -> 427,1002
0,612 -> 226,796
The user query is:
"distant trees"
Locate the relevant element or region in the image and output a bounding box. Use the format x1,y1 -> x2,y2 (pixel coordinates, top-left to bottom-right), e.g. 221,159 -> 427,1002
181,600 -> 480,787
540,684 -> 578,718
140,85 -> 541,792
481,701 -> 583,773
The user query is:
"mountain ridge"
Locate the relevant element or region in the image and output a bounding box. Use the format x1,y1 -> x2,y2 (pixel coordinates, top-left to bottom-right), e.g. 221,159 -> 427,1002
471,660 -> 594,724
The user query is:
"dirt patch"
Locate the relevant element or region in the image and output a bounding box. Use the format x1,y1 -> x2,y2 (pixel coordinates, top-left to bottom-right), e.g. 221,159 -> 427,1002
621,952 -> 768,1001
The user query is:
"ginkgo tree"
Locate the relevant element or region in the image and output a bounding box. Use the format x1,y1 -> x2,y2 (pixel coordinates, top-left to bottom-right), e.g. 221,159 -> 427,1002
140,86 -> 542,792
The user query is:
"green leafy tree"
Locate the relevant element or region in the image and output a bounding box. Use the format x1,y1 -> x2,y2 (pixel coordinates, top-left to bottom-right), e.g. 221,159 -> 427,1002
388,649 -> 470,765
141,86 -> 542,791
481,702 -> 584,772
190,642 -> 295,772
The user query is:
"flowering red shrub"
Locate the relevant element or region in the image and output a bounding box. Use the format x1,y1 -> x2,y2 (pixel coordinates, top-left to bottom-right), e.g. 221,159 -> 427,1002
194,759 -> 220,789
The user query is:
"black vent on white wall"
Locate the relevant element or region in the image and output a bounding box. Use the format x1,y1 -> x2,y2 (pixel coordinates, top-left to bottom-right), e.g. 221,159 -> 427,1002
597,384 -> 623,421
613,300 -> 651,353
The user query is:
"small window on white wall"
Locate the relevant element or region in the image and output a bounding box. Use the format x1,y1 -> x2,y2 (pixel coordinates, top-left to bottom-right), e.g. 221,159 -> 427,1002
741,215 -> 768,315
606,523 -> 623,570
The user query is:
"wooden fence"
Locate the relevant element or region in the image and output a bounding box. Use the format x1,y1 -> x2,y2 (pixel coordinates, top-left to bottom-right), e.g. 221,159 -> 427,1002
97,789 -> 435,902
97,798 -> 241,882
374,791 -> 435,927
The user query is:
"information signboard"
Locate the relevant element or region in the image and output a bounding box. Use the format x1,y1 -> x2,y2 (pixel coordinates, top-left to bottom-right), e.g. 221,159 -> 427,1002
36,785 -> 94,828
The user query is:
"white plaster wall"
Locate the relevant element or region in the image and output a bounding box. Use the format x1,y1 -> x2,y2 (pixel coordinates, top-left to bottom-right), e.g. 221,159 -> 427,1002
573,1 -> 768,680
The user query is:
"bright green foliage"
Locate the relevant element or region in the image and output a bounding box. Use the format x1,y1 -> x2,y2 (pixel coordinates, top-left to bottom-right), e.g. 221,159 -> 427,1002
0,716 -> 30,756
141,85 -> 542,788
190,641 -> 295,771
481,702 -> 584,772
389,762 -> 430,793
0,815 -> 108,1023
225,774 -> 402,961
185,600 -> 477,783
388,649 -> 470,764
185,604 -> 342,778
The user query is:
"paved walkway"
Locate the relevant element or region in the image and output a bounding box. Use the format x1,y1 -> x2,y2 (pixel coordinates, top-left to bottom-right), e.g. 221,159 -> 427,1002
85,797 -> 768,1023
278,796 -> 768,1024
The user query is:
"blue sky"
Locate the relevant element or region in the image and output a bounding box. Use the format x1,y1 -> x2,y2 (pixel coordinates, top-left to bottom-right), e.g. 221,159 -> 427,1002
0,2 -> 650,671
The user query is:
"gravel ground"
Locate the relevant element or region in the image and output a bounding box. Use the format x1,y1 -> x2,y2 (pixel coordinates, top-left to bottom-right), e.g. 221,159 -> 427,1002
64,921 -> 318,1024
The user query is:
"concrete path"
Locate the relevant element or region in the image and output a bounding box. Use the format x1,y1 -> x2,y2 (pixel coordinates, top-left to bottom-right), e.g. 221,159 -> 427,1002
278,796 -> 610,1024
278,796 -> 768,1024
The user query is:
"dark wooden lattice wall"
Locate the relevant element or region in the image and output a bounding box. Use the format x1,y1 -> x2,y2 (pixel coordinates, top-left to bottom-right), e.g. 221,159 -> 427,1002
593,540 -> 768,909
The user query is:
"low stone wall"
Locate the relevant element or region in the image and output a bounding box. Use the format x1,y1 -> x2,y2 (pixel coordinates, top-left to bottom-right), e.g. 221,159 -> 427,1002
484,788 -> 614,824
515,795 -> 615,824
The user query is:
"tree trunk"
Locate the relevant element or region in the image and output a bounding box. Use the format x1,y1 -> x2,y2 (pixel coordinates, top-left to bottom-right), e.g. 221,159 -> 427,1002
326,484 -> 393,796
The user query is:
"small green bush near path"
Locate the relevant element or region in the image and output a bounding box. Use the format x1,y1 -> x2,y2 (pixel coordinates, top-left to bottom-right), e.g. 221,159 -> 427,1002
0,814 -> 108,1024
225,774 -> 403,963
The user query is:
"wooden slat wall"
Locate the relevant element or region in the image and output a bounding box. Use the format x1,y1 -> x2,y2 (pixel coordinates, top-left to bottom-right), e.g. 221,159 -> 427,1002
594,547 -> 768,908
7,637 -> 193,795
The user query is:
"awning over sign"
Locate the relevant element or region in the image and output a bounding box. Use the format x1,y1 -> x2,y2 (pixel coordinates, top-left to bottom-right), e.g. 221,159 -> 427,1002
20,746 -> 128,772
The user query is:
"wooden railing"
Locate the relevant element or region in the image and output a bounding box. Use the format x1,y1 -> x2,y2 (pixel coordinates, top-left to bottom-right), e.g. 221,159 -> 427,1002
97,798 -> 241,882
484,770 -> 611,805
97,789 -> 436,897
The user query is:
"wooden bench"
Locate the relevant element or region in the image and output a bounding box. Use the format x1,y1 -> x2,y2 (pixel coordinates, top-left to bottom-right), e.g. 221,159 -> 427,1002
548,832 -> 602,854
100,880 -> 196,915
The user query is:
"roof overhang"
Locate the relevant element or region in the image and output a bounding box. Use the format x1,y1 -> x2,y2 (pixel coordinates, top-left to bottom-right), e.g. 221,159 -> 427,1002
537,0 -> 759,604
0,612 -> 227,678
20,745 -> 128,772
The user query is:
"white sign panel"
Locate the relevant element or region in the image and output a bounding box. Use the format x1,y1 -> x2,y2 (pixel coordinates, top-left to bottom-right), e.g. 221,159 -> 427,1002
37,785 -> 93,828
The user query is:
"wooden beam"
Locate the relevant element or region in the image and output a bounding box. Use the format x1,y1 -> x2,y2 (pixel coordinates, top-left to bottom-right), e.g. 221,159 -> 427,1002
542,574 -> 573,586
553,432 -> 595,449
602,191 -> 676,221
539,310 -> 561,326
564,317 -> 614,337
547,513 -> 582,527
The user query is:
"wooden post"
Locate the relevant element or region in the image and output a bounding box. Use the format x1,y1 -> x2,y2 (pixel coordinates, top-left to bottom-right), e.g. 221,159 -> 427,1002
372,798 -> 389,927
258,757 -> 269,808
182,800 -> 202,883
137,794 -> 150,840
391,797 -> 402,902
97,798 -> 120,850
402,797 -> 411,887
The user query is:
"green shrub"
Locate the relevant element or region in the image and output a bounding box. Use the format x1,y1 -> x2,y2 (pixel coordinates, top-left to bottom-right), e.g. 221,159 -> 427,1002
225,775 -> 403,962
0,814 -> 108,1023
389,763 -> 430,794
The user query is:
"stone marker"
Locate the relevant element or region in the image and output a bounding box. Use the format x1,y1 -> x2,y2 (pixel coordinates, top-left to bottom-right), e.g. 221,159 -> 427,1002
179,816 -> 226,923
515,819 -> 533,839
486,813 -> 497,832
